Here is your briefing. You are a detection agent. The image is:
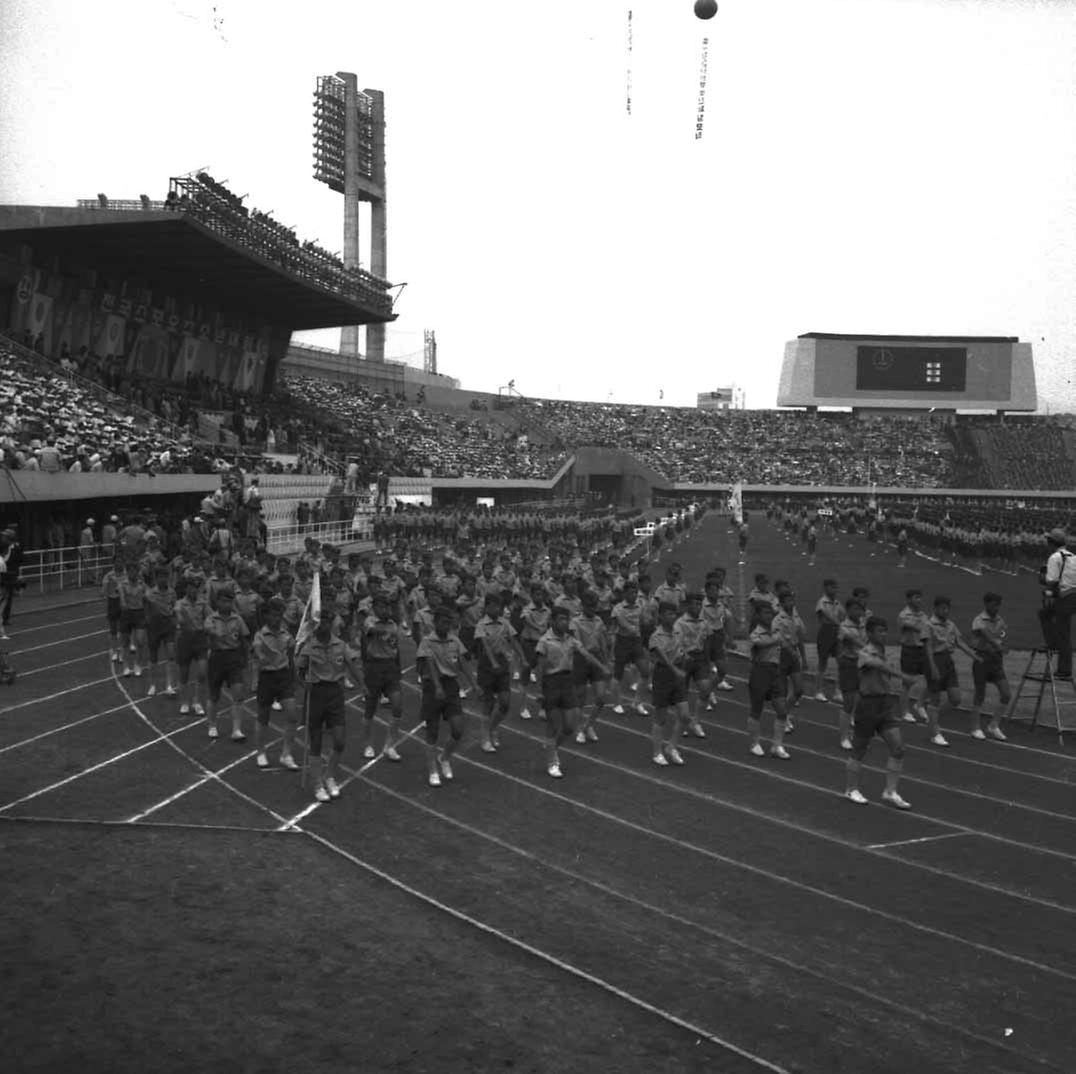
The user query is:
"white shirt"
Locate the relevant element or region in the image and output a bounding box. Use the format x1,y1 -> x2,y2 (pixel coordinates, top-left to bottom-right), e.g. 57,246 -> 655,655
1045,547 -> 1076,597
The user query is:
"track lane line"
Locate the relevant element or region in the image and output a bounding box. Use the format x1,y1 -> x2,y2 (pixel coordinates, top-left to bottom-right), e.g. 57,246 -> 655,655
0,675 -> 115,716
8,628 -> 107,656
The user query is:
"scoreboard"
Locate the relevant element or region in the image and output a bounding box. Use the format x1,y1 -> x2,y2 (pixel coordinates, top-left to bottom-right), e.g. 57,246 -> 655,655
778,332 -> 1036,412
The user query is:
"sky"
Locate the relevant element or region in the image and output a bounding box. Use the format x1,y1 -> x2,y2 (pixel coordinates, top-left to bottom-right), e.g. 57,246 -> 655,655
1,0 -> 1074,411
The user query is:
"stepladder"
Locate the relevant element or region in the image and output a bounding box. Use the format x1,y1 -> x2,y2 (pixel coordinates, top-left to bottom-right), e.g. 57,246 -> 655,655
1004,648 -> 1075,747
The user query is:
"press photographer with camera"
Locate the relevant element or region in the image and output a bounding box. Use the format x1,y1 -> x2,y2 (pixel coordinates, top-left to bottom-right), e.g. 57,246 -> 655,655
1041,527 -> 1076,680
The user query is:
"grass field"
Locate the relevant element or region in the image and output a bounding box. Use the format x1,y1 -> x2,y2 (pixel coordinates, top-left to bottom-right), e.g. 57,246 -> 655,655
1,512 -> 1073,1074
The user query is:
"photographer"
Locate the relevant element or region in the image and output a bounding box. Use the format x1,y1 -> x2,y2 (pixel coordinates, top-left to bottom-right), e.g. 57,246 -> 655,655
0,525 -> 25,640
1040,527 -> 1076,680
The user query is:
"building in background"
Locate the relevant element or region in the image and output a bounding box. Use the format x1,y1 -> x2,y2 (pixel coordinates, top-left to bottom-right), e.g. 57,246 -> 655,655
697,388 -> 740,411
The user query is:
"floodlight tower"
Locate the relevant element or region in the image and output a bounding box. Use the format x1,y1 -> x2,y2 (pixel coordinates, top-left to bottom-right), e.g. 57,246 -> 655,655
313,72 -> 388,361
423,330 -> 437,375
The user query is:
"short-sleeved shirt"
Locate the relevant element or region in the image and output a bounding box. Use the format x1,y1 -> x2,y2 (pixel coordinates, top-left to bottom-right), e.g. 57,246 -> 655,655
363,615 -> 402,661
474,614 -> 517,664
455,594 -> 483,630
673,614 -> 709,654
571,614 -> 609,657
749,625 -> 782,666
520,603 -> 551,641
234,589 -> 262,625
118,578 -> 147,612
928,615 -> 962,656
971,611 -> 1007,654
650,625 -> 685,668
102,570 -> 121,601
838,619 -> 867,661
815,596 -> 844,627
773,608 -> 807,650
175,597 -> 209,637
299,636 -> 359,684
535,628 -> 582,675
206,610 -> 249,652
654,582 -> 686,609
858,642 -> 896,696
702,598 -> 729,633
253,625 -> 294,671
748,589 -> 780,614
144,586 -> 176,626
610,601 -> 643,638
898,607 -> 931,648
417,633 -> 467,679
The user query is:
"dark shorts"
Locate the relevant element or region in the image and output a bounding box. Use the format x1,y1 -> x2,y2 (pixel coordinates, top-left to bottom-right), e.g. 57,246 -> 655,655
207,649 -> 245,701
459,625 -> 478,658
652,664 -> 686,709
837,657 -> 859,697
684,652 -> 709,685
256,667 -> 295,709
542,670 -> 576,713
364,658 -> 401,700
780,649 -> 802,677
816,623 -> 839,662
972,652 -> 1006,689
119,607 -> 146,633
613,634 -> 645,677
146,621 -> 175,662
477,661 -> 511,696
573,653 -> 609,688
421,677 -> 462,739
927,652 -> 959,694
176,633 -> 208,668
520,637 -> 540,682
900,646 -> 928,677
853,694 -> 902,739
308,681 -> 346,732
748,663 -> 784,709
106,596 -> 121,630
706,629 -> 726,664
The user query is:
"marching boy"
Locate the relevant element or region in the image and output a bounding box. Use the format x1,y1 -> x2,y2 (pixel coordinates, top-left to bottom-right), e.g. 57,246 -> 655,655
417,607 -> 476,786
252,597 -> 301,770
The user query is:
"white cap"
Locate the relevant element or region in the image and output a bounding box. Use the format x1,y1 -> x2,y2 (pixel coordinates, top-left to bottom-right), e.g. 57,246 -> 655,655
86,518 -> 95,526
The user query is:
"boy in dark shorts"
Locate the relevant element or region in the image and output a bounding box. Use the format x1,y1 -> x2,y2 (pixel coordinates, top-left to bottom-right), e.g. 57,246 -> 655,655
649,601 -> 688,766
535,606 -> 609,778
571,590 -> 612,743
898,588 -> 934,725
205,585 -> 250,741
175,576 -> 209,716
417,607 -> 476,786
675,591 -> 711,739
773,589 -> 807,732
518,583 -> 551,721
845,616 -> 920,809
251,597 -> 300,770
297,618 -> 364,802
360,593 -> 405,761
702,575 -> 733,703
968,592 -> 1010,742
835,598 -> 867,750
611,580 -> 650,716
925,596 -> 981,748
814,578 -> 844,703
144,566 -> 177,697
102,559 -> 123,664
474,594 -> 525,751
117,559 -> 148,678
747,602 -> 791,759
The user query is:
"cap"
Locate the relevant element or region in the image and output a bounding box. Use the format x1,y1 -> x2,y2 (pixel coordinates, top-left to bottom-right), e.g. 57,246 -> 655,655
1046,527 -> 1069,545
110,515 -> 119,522
86,518 -> 95,526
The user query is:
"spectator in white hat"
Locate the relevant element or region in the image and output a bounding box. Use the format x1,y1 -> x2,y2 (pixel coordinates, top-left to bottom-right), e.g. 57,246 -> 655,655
102,516 -> 118,556
80,519 -> 97,581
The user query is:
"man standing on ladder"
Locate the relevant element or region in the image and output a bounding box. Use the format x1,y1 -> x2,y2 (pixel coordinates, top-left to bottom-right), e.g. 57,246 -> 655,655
1040,527 -> 1076,680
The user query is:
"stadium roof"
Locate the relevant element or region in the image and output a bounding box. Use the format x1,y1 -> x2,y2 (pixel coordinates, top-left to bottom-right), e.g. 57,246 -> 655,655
798,331 -> 1019,343
0,205 -> 395,331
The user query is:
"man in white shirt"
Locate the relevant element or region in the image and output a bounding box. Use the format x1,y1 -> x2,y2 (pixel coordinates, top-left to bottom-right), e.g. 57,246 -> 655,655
1042,528 -> 1076,679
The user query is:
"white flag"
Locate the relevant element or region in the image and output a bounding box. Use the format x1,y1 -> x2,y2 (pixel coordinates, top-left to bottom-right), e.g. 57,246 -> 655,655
295,572 -> 321,652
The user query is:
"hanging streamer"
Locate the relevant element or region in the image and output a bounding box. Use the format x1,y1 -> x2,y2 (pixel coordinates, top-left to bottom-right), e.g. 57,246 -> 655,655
626,10 -> 633,114
695,36 -> 709,140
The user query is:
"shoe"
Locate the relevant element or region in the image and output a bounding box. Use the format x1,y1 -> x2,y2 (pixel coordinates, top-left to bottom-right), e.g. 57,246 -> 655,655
314,785 -> 330,802
705,700 -> 715,711
460,687 -> 470,699
833,692 -> 845,705
814,692 -> 828,702
146,684 -> 157,697
271,700 -> 282,711
439,756 -> 454,781
846,788 -> 868,804
547,762 -> 563,778
575,730 -> 587,744
784,719 -> 794,734
230,730 -> 246,742
634,703 -> 648,716
664,746 -> 685,766
987,726 -> 1008,742
256,752 -> 269,768
208,725 -> 219,739
612,704 -> 626,715
971,728 -> 986,740
585,726 -> 599,742
520,707 -> 533,720
122,668 -> 132,678
363,745 -> 376,759
491,730 -> 501,748
481,739 -> 498,753
512,670 -> 520,681
133,666 -> 143,678
930,733 -> 949,748
915,705 -> 929,722
630,682 -> 639,693
652,752 -> 669,766
839,737 -> 853,751
345,678 -> 354,689
882,790 -> 912,810
193,704 -> 205,716
687,722 -> 706,738
326,777 -> 341,799
716,680 -> 734,691
902,712 -> 918,724
110,650 -> 120,663
279,754 -> 300,771
384,746 -> 402,762
129,643 -> 136,653
164,686 -> 177,697
749,743 -> 764,757
428,770 -> 442,787
770,745 -> 791,760
179,703 -> 191,715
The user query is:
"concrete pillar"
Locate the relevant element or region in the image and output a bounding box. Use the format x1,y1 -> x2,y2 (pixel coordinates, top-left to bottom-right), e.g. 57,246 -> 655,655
339,72 -> 361,358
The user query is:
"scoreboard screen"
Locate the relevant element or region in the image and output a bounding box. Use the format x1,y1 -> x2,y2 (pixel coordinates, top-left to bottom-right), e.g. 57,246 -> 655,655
855,346 -> 967,392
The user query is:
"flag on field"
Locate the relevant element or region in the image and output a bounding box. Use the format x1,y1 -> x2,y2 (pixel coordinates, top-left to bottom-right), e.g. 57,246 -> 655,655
728,482 -> 743,524
295,571 -> 321,651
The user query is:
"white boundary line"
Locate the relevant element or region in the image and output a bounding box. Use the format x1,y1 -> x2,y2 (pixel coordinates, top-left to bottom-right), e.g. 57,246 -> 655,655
3,611 -> 101,635
302,826 -> 793,1074
20,650 -> 110,678
0,699 -> 136,754
0,814 -> 292,836
0,675 -> 114,716
350,766 -> 1053,1069
867,833 -> 971,851
9,628 -> 107,656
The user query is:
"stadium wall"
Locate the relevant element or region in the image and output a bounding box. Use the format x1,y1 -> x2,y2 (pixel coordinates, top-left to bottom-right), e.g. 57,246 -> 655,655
0,472 -> 220,504
281,342 -> 460,396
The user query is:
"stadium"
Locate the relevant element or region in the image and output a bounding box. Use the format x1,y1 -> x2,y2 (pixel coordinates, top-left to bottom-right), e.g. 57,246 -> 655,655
2,31 -> 1076,1074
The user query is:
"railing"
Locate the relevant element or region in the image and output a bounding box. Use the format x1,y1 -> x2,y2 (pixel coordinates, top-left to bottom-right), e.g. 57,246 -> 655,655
15,544 -> 115,596
77,198 -> 168,212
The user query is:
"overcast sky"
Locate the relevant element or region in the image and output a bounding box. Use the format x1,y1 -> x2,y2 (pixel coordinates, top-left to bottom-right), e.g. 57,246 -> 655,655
2,0 -> 1074,411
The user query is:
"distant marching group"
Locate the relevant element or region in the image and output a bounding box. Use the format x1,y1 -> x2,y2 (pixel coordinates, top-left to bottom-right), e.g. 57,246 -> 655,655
96,507 -> 1019,811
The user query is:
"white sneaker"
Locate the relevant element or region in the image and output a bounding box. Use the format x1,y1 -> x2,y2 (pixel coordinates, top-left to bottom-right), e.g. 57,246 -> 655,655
193,704 -> 205,716
164,686 -> 177,697
986,726 -> 1008,742
770,745 -> 791,760
915,705 -> 929,722
814,692 -> 828,702
207,725 -> 219,739
612,704 -> 625,715
652,753 -> 669,767
664,746 -> 685,766
279,754 -> 300,771
882,790 -> 912,810
749,743 -> 764,757
133,666 -> 143,678
520,706 -> 533,720
428,770 -> 442,787
363,745 -> 376,759
839,737 -> 853,751
481,739 -> 498,753
110,650 -> 120,663
439,756 -> 454,781
129,643 -> 136,653
325,777 -> 341,799
902,712 -> 918,724
460,687 -> 471,699
179,703 -> 191,715
230,729 -> 246,742
547,762 -> 563,778
256,752 -> 269,768
686,723 -> 706,739
575,730 -> 587,744
512,670 -> 520,681
634,703 -> 648,716
122,668 -> 132,678
846,788 -> 868,804
784,719 -> 794,733
146,684 -> 157,697
314,785 -> 330,802
384,746 -> 402,762
833,692 -> 845,705
585,726 -> 599,742
630,682 -> 638,693
716,680 -> 734,691
971,728 -> 986,740
271,700 -> 282,711
930,733 -> 949,748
